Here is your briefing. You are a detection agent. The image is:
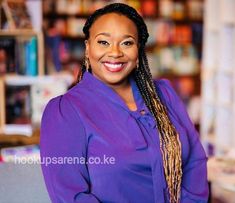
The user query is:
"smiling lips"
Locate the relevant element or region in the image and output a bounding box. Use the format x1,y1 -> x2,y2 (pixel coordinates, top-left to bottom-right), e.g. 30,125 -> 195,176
103,62 -> 126,72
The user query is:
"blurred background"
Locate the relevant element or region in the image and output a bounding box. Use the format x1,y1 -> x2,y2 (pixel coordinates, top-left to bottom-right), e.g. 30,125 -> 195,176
0,0 -> 234,202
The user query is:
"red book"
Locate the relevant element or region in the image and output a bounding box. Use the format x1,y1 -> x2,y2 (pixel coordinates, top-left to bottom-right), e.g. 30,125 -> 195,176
141,0 -> 157,17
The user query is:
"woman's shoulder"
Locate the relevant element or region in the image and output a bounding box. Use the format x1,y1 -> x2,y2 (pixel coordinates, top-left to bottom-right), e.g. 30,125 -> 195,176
47,81 -> 87,107
153,78 -> 177,105
43,94 -> 74,121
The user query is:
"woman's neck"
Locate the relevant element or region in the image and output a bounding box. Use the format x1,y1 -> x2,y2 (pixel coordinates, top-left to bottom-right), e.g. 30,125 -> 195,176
108,80 -> 137,111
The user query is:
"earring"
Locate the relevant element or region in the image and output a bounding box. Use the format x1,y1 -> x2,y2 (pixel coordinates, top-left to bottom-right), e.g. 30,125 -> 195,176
84,57 -> 90,72
136,61 -> 139,70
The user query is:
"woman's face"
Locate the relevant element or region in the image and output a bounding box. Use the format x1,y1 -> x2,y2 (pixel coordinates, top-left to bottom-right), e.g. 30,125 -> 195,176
85,13 -> 139,87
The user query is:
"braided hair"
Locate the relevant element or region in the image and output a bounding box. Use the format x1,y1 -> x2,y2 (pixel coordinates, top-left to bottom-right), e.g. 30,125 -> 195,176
80,3 -> 182,203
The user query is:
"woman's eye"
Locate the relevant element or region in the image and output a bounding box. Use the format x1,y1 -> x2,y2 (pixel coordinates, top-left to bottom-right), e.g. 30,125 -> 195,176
97,40 -> 109,46
122,41 -> 134,46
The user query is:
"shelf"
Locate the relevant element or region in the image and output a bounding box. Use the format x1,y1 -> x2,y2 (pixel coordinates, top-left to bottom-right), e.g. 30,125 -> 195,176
0,129 -> 40,146
43,12 -> 90,19
4,75 -> 38,86
156,72 -> 200,79
0,29 -> 38,36
144,16 -> 203,24
146,42 -> 201,51
61,35 -> 85,41
43,12 -> 203,24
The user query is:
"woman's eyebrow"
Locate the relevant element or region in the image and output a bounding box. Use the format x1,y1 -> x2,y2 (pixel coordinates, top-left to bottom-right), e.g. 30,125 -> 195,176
95,33 -> 136,41
122,35 -> 136,40
95,32 -> 110,38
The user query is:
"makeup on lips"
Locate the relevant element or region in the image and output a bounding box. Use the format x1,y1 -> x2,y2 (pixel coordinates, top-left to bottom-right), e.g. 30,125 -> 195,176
103,61 -> 127,72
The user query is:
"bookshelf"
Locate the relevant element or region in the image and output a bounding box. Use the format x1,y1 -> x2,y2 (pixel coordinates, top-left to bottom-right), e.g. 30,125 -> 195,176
0,0 -> 45,147
201,0 -> 235,156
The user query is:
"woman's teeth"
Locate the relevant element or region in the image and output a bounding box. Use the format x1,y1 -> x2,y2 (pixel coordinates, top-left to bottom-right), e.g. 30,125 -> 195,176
103,62 -> 125,72
104,62 -> 123,69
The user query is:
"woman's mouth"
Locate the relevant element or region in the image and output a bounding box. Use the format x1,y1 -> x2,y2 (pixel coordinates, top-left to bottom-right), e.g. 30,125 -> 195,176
103,62 -> 126,72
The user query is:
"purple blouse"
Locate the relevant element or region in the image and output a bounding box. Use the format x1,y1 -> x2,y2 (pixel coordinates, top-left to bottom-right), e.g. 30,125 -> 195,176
40,72 -> 208,203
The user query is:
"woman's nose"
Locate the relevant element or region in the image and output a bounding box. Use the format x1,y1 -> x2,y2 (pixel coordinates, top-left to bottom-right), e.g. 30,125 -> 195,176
108,45 -> 123,58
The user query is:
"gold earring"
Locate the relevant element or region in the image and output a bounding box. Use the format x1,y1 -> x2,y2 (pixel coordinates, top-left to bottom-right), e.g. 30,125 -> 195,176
136,61 -> 139,70
84,57 -> 90,72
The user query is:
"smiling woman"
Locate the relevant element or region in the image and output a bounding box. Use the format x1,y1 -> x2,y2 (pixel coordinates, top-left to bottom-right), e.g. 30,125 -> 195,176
85,13 -> 139,88
40,3 -> 209,203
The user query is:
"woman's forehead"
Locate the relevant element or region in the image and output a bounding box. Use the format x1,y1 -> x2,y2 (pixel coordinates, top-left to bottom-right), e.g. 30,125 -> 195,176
89,13 -> 138,37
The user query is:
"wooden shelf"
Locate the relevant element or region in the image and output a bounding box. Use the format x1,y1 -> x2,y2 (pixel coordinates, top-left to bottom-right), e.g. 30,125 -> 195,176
0,29 -> 37,36
0,129 -> 40,146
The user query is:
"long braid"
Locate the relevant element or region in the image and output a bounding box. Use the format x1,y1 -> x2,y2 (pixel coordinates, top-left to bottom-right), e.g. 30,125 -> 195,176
135,49 -> 182,203
79,3 -> 183,202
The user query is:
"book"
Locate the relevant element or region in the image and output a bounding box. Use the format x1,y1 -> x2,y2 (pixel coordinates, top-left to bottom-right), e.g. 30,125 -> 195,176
45,35 -> 62,73
141,0 -> 158,17
172,25 -> 192,44
25,36 -> 38,76
15,36 -> 27,75
172,2 -> 185,20
159,0 -> 174,18
0,37 -> 16,74
66,0 -> 82,15
155,20 -> 172,45
14,36 -> 38,76
187,0 -> 203,20
174,45 -> 199,75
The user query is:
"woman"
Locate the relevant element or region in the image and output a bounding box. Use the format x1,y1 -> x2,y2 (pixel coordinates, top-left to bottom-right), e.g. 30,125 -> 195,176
40,3 -> 208,203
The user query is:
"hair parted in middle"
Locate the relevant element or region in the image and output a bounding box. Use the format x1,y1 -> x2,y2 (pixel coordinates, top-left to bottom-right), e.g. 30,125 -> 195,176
80,3 -> 182,203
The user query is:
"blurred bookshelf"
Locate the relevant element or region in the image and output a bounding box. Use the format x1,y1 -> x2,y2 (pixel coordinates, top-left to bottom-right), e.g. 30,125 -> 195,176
0,0 -> 73,149
0,0 -> 44,147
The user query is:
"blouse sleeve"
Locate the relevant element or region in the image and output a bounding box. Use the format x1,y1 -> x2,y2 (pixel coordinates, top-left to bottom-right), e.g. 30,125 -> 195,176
40,95 -> 100,203
155,79 -> 209,203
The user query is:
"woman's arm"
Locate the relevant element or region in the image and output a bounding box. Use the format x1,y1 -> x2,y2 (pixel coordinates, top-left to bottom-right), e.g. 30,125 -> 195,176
155,79 -> 209,203
40,95 -> 100,203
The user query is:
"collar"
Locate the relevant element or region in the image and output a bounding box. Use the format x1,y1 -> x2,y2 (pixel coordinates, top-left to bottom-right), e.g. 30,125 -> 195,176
78,72 -> 155,128
79,72 -> 143,111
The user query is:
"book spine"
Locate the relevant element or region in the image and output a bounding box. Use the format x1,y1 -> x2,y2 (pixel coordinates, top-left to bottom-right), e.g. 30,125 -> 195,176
25,37 -> 38,76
